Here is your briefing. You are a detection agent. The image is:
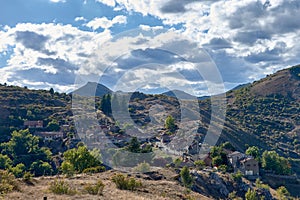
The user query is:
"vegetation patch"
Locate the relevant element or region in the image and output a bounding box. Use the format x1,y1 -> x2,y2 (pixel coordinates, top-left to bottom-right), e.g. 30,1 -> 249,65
111,173 -> 142,191
83,179 -> 105,195
48,179 -> 76,195
0,170 -> 19,195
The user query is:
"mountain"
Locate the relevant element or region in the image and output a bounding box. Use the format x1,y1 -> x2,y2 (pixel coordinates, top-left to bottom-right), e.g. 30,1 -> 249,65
162,89 -> 198,99
72,82 -> 112,97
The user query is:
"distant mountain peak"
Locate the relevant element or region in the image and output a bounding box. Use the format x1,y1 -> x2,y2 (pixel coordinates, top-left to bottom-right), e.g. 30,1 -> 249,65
71,82 -> 112,97
162,89 -> 198,100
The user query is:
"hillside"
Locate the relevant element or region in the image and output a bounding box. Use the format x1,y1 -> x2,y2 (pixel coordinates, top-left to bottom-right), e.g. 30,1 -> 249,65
0,84 -> 73,142
222,65 -> 300,160
1,65 -> 300,198
1,65 -> 300,167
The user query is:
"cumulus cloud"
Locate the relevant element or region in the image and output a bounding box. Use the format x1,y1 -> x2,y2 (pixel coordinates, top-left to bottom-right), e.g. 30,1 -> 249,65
98,0 -> 300,84
85,15 -> 127,30
85,28 -> 225,96
74,16 -> 87,22
0,23 -> 112,92
2,0 -> 300,95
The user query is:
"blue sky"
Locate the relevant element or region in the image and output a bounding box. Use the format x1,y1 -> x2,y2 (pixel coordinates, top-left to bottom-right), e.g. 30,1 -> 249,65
0,0 -> 300,96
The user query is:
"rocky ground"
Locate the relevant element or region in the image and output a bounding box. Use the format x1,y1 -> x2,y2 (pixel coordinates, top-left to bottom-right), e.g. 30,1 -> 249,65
4,168 -> 211,200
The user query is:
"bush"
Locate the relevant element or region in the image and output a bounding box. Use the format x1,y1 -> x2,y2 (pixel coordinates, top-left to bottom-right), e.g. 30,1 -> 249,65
180,166 -> 193,188
111,174 -> 142,191
194,160 -> 205,169
83,180 -> 105,195
61,161 -> 75,177
0,170 -> 19,194
276,186 -> 290,200
49,179 -> 76,195
245,188 -> 258,200
82,166 -> 106,174
133,161 -> 150,173
22,172 -> 33,184
218,164 -> 227,173
231,170 -> 243,182
10,163 -> 25,178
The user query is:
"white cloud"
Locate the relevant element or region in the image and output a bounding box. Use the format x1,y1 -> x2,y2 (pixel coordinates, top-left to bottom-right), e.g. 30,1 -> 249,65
85,15 -> 127,30
3,0 -> 300,95
105,0 -> 300,84
74,16 -> 87,22
96,0 -> 116,7
0,23 -> 112,92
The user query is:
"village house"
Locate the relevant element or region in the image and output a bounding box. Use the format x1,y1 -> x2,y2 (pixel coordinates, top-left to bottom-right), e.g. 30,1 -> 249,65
227,151 -> 260,176
203,153 -> 213,167
24,120 -> 43,128
240,157 -> 259,176
35,131 -> 64,141
227,151 -> 247,169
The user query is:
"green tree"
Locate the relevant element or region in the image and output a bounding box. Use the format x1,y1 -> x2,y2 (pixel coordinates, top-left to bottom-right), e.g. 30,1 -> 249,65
194,160 -> 205,169
165,115 -> 176,133
246,146 -> 260,159
10,163 -> 26,178
30,160 -> 53,176
1,129 -> 52,168
180,166 -> 193,188
46,120 -> 60,131
276,186 -> 290,200
261,151 -> 291,175
245,188 -> 258,200
49,88 -> 54,95
126,137 -> 140,153
61,161 -> 75,177
212,155 -> 223,167
100,94 -> 112,115
62,145 -> 101,173
221,142 -> 235,151
0,154 -> 12,169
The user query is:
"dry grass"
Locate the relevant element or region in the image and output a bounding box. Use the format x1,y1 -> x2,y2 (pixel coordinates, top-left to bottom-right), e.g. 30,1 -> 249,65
2,169 -> 212,200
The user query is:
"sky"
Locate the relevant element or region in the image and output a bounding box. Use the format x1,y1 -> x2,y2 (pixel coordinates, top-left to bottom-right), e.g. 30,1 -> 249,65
0,0 -> 300,96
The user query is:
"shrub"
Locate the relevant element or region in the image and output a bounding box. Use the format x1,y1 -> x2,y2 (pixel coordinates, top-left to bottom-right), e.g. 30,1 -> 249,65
0,170 -> 19,195
180,166 -> 193,188
276,186 -> 290,200
49,179 -> 76,195
231,170 -> 243,182
22,172 -> 33,184
10,163 -> 25,178
218,164 -> 227,173
111,174 -> 142,191
61,161 -> 75,177
83,180 -> 105,195
133,161 -> 150,173
245,188 -> 258,200
194,160 -> 205,169
82,166 -> 106,174
0,154 -> 12,169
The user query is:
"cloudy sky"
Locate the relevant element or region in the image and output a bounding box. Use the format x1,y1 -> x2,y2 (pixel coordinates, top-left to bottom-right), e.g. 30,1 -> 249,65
0,0 -> 300,96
